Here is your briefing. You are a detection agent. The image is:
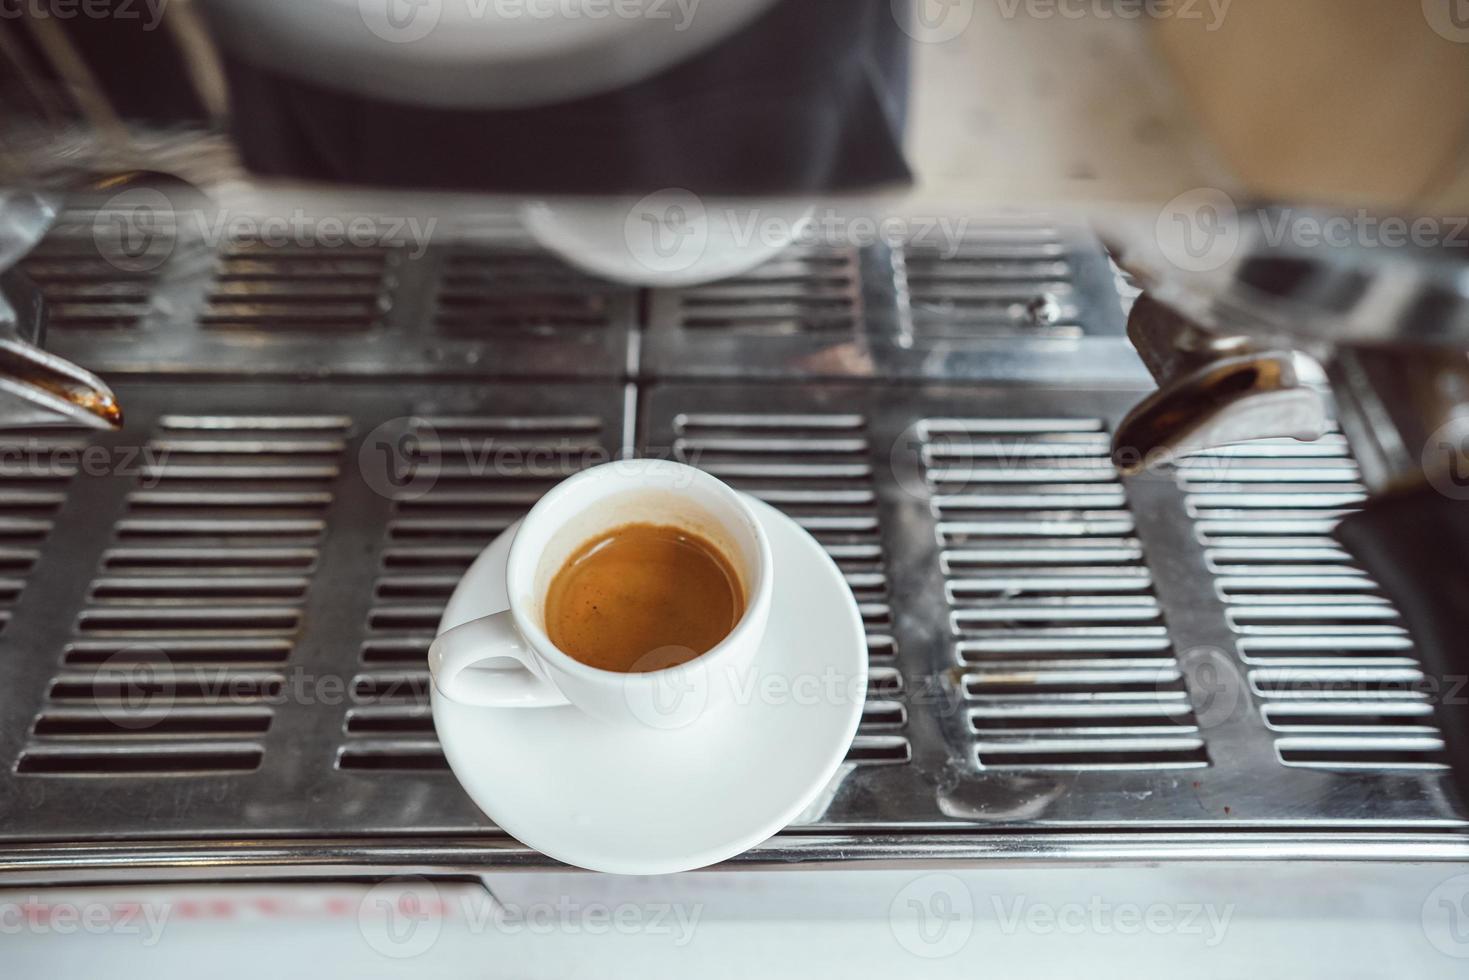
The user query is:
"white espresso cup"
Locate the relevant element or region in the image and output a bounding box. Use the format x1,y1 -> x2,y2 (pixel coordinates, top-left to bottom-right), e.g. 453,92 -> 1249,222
428,459 -> 773,729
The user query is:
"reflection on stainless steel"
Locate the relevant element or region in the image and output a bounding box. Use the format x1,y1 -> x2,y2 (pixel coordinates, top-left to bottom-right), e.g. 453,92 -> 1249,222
0,214 -> 1463,884
4,833 -> 1469,885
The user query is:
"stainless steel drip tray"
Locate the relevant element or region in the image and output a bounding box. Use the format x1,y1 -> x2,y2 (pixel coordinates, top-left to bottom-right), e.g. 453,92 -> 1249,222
0,378 -> 1463,869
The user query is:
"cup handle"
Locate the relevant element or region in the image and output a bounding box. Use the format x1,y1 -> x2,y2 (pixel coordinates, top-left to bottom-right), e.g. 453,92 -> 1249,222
428,612 -> 570,708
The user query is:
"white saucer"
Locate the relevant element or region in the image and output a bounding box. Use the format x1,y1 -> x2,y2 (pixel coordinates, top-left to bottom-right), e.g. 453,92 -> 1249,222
432,498 -> 868,875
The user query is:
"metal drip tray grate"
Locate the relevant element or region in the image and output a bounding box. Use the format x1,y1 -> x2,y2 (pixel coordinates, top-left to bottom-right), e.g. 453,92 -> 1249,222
900,225 -> 1087,340
16,414 -> 348,777
430,247 -> 625,333
15,210 -> 1136,384
344,413 -> 613,773
670,411 -> 911,767
201,242 -> 396,333
32,225 -> 638,379
0,432 -> 76,635
0,382 -> 1463,846
651,245 -> 863,335
18,208 -> 171,332
0,217 -> 1463,871
1174,435 -> 1450,772
640,384 -> 1464,829
918,419 -> 1204,771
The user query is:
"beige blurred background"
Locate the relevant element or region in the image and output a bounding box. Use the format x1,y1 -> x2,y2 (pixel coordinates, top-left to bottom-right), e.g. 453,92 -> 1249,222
909,0 -> 1469,213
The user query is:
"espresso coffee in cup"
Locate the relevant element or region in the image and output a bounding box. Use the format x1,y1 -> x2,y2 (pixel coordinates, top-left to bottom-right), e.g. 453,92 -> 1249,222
428,459 -> 773,728
545,523 -> 746,673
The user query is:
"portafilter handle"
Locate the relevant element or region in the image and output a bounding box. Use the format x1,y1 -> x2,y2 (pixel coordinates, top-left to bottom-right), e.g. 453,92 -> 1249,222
1111,294 -> 1329,473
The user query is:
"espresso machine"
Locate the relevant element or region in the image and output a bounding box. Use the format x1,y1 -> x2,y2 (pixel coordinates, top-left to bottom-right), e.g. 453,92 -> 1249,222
2,2 -> 1468,976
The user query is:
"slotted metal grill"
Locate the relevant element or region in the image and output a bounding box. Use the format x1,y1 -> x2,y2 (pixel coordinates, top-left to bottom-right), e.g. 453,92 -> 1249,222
1176,435 -> 1449,772
0,378 -> 1460,850
638,222 -> 1133,381
17,415 -> 347,777
919,419 -> 1203,771
202,242 -> 395,333
0,431 -> 74,635
671,412 -> 910,767
899,225 -> 1085,340
19,207 -> 171,331
30,217 -> 1136,384
431,247 -> 623,333
35,237 -> 636,379
344,414 -> 610,773
657,246 -> 862,335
